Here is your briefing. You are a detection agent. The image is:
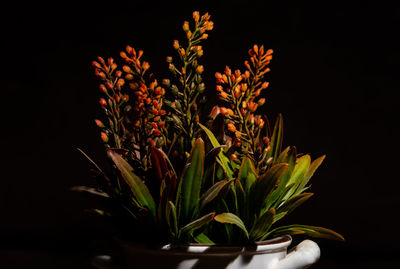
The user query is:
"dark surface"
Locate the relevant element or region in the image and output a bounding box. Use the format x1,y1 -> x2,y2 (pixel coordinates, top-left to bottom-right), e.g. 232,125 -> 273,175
1,0 -> 399,268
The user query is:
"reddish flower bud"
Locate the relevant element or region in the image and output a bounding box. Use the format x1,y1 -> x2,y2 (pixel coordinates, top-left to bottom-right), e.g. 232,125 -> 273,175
159,110 -> 166,116
92,61 -> 101,68
209,106 -> 221,119
100,132 -> 108,143
97,56 -> 105,64
152,109 -> 159,115
99,84 -> 107,93
220,107 -> 228,115
215,72 -> 222,79
153,129 -> 161,136
224,66 -> 231,76
114,94 -> 120,103
99,98 -> 107,107
125,74 -> 134,80
216,85 -> 223,92
258,98 -> 266,106
94,119 -> 104,128
158,121 -> 165,128
106,82 -> 113,89
231,154 -> 238,161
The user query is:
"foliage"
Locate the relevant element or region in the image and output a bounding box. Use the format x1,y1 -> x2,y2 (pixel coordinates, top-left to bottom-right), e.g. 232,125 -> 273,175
77,11 -> 344,246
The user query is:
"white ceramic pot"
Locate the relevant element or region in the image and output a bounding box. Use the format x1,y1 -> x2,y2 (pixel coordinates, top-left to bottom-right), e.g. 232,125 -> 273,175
92,235 -> 320,269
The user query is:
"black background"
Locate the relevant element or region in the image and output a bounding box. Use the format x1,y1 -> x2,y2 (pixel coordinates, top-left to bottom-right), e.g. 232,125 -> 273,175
1,1 -> 399,268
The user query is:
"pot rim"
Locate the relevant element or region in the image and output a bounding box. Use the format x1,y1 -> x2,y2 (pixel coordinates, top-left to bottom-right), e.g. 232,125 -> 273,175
118,235 -> 292,256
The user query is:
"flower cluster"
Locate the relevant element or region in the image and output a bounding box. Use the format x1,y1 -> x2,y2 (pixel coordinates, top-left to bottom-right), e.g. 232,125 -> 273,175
163,11 -> 213,160
214,45 -> 274,169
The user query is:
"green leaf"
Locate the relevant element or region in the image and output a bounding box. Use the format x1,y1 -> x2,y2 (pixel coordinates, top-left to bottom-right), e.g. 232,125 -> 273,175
263,146 -> 296,211
166,201 -> 178,236
251,163 -> 288,215
268,224 -> 345,241
194,233 -> 215,244
266,114 -> 284,163
107,150 -> 156,216
295,155 -> 325,195
179,138 -> 205,222
70,186 -> 110,198
238,157 -> 257,193
198,123 -> 233,179
235,179 -> 247,222
198,179 -> 232,211
77,148 -> 105,175
250,208 -> 275,241
180,212 -> 215,235
214,213 -> 249,239
283,155 -> 311,200
277,193 -> 314,215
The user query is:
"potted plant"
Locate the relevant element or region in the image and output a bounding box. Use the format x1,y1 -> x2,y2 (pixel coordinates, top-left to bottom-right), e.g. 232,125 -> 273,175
77,11 -> 344,269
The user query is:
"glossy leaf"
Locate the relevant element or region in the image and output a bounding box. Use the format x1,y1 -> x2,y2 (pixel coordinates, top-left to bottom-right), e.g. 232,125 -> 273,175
238,157 -> 257,193
198,179 -> 232,211
251,163 -> 288,215
266,114 -> 284,163
295,155 -> 325,195
283,155 -> 311,200
268,224 -> 344,241
70,186 -> 109,198
264,146 -> 296,211
180,212 -> 215,235
194,233 -> 215,244
214,213 -> 249,239
277,193 -> 314,215
198,123 -> 233,179
107,150 -> 156,215
166,201 -> 178,236
179,138 -> 205,222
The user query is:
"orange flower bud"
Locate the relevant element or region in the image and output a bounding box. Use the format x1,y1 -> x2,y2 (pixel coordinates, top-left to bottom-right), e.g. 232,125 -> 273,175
137,50 -> 144,59
258,98 -> 266,106
166,56 -> 173,63
261,81 -> 269,89
242,101 -> 247,109
152,109 -> 159,115
196,65 -> 204,74
99,98 -> 107,107
222,74 -> 228,83
100,132 -> 108,143
117,78 -> 125,87
125,74 -> 134,80
219,91 -> 228,99
114,94 -> 120,102
146,98 -> 152,105
216,85 -> 223,92
151,122 -> 158,129
266,49 -> 274,55
120,51 -> 127,59
97,56 -> 105,64
116,70 -> 122,77
227,123 -> 236,132
197,49 -> 203,57
193,11 -> 200,23
241,108 -> 246,116
215,72 -> 222,79
241,83 -> 248,92
263,137 -> 270,144
234,87 -> 241,98
231,154 -> 238,161
123,65 -> 131,72
158,121 -> 165,128
183,21 -> 189,32
236,75 -> 242,83
265,55 -> 272,61
142,62 -> 150,70
107,57 -> 114,66
201,33 -> 208,39
224,66 -> 231,76
244,71 -> 250,79
226,109 -> 234,116
220,107 -> 228,115
173,40 -> 180,50
159,110 -> 166,116
186,31 -> 192,39
94,119 -> 104,128
253,45 -> 259,55
153,116 -> 160,121
180,48 -> 185,56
